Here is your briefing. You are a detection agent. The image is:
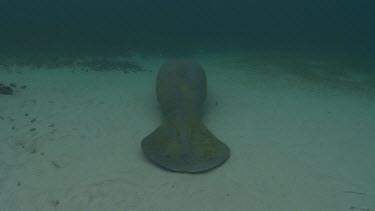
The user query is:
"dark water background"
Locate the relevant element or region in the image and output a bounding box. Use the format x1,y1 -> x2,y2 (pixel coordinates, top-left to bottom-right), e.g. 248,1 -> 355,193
0,0 -> 374,58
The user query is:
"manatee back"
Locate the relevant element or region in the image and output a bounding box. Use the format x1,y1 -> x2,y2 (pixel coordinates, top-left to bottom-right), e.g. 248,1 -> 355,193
142,60 -> 230,173
156,60 -> 207,115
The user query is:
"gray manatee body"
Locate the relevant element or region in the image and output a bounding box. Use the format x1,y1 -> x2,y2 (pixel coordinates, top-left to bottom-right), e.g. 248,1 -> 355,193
141,60 -> 230,173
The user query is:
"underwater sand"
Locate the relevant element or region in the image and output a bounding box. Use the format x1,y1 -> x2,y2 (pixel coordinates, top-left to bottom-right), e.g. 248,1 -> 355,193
0,51 -> 374,210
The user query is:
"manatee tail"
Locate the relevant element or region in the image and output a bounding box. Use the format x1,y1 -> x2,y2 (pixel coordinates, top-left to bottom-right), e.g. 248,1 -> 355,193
141,122 -> 230,173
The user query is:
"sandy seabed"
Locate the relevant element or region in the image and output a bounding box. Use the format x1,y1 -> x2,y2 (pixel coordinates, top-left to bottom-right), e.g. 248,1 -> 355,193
0,51 -> 374,211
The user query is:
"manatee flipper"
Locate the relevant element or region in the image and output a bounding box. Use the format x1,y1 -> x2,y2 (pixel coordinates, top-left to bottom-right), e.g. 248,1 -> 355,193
141,121 -> 230,173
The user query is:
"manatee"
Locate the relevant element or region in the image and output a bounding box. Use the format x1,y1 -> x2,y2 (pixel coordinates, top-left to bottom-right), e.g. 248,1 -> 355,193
141,60 -> 230,173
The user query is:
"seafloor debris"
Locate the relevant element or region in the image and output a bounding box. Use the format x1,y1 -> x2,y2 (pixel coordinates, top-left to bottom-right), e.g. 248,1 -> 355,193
0,83 -> 14,95
0,54 -> 146,73
0,82 -> 26,95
